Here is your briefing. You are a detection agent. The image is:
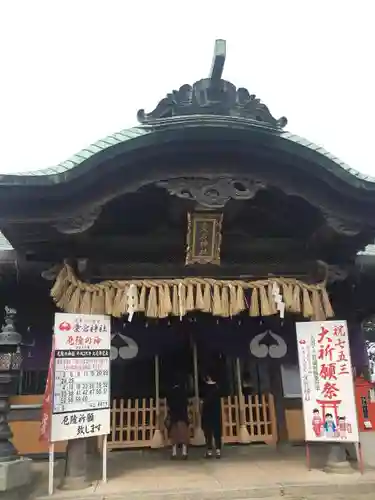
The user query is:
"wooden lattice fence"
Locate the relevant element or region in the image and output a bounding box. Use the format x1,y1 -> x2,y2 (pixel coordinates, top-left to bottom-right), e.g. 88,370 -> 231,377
107,394 -> 277,449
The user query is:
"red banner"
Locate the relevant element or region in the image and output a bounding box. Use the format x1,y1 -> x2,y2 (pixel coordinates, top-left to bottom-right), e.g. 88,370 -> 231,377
39,337 -> 54,442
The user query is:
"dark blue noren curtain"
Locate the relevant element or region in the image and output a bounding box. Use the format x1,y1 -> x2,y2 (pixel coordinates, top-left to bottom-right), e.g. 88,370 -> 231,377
192,316 -> 298,363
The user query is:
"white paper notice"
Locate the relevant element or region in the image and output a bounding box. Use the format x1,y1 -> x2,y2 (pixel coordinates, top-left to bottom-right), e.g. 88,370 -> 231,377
51,313 -> 111,442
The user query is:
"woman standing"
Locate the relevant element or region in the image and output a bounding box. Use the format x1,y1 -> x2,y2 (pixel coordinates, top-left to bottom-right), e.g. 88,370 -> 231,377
201,373 -> 222,459
166,374 -> 190,459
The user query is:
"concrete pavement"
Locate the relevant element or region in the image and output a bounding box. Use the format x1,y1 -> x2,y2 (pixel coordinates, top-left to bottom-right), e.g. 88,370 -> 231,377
27,444 -> 375,499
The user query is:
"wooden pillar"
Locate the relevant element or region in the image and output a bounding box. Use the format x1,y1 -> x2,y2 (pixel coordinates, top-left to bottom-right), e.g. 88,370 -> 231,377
151,355 -> 164,448
235,358 -> 251,443
269,361 -> 286,444
190,342 -> 205,446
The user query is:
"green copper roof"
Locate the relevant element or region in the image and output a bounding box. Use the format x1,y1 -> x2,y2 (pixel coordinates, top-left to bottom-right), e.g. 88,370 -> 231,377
11,126 -> 150,177
4,38 -> 373,186
281,132 -> 375,183
2,116 -> 374,188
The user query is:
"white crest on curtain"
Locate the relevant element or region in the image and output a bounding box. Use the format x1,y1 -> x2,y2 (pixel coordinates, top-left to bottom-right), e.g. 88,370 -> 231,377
249,330 -> 287,359
110,333 -> 139,360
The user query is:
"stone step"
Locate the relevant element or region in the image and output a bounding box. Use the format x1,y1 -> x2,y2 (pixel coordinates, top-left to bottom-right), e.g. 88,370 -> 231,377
33,481 -> 375,500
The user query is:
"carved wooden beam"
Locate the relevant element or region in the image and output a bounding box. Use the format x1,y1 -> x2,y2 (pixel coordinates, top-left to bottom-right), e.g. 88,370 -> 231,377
21,235 -> 310,259
72,261 -> 327,282
10,259 -> 349,285
157,177 -> 264,209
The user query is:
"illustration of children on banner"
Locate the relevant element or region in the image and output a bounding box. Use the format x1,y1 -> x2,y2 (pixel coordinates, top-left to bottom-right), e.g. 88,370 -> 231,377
323,413 -> 336,438
311,409 -> 323,437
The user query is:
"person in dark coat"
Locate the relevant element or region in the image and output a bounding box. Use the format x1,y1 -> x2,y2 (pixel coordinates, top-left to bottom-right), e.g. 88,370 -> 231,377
166,374 -> 190,459
201,373 -> 222,458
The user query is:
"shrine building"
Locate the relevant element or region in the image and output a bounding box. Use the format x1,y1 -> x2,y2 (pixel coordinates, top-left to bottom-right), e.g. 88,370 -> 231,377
0,39 -> 375,458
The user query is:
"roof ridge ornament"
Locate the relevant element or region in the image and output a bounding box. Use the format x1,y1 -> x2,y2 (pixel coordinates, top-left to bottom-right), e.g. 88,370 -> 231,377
137,39 -> 287,129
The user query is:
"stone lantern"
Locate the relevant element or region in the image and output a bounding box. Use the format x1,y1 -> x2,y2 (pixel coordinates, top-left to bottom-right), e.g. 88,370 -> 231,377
0,306 -> 31,492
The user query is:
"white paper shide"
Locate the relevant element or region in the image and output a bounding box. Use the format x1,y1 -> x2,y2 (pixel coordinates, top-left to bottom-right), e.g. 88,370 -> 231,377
51,313 -> 111,442
296,320 -> 359,443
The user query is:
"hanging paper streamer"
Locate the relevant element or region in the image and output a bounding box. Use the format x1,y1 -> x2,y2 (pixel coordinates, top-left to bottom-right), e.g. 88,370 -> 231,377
272,282 -> 285,319
127,284 -> 138,322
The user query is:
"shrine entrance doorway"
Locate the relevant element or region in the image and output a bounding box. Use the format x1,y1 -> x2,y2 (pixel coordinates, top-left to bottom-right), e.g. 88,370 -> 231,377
106,315 -> 279,450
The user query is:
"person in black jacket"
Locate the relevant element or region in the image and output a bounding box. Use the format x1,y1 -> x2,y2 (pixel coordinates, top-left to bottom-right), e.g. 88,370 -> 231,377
201,373 -> 222,458
166,374 -> 190,459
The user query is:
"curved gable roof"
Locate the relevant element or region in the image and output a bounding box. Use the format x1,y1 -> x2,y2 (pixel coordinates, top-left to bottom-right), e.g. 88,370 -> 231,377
1,38 -> 373,196
1,117 -> 374,191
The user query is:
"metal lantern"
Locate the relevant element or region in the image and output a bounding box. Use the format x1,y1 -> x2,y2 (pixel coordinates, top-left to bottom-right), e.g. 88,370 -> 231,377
0,306 -> 23,372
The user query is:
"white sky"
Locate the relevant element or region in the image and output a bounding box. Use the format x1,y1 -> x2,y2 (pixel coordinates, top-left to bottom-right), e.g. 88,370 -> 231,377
0,1 -> 374,175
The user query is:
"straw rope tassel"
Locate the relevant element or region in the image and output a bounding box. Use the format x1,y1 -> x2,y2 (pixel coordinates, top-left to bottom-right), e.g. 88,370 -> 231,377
56,282 -> 75,311
202,283 -> 211,313
163,285 -> 173,315
236,285 -> 246,314
190,341 -> 205,446
212,284 -> 222,316
65,286 -> 81,314
236,358 -> 251,443
146,286 -> 158,318
186,283 -> 195,312
292,285 -> 301,314
104,287 -> 115,316
302,288 -> 313,318
150,355 -> 164,448
249,287 -> 260,316
311,289 -> 326,321
259,285 -> 272,316
94,289 -> 106,314
90,291 -> 99,314
157,286 -> 168,319
112,288 -> 123,317
321,287 -> 334,318
195,283 -> 205,310
50,265 -> 68,302
80,290 -> 92,314
172,285 -> 179,316
138,286 -> 146,312
50,263 -> 334,319
221,286 -> 230,317
282,284 -> 293,312
178,283 -> 186,320
229,285 -> 237,316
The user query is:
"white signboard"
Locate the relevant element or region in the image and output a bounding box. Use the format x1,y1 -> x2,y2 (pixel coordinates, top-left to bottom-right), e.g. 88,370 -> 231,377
51,313 -> 111,442
296,320 -> 359,443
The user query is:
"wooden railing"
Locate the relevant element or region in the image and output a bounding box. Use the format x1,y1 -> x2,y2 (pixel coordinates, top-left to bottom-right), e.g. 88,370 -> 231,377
108,394 -> 277,449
